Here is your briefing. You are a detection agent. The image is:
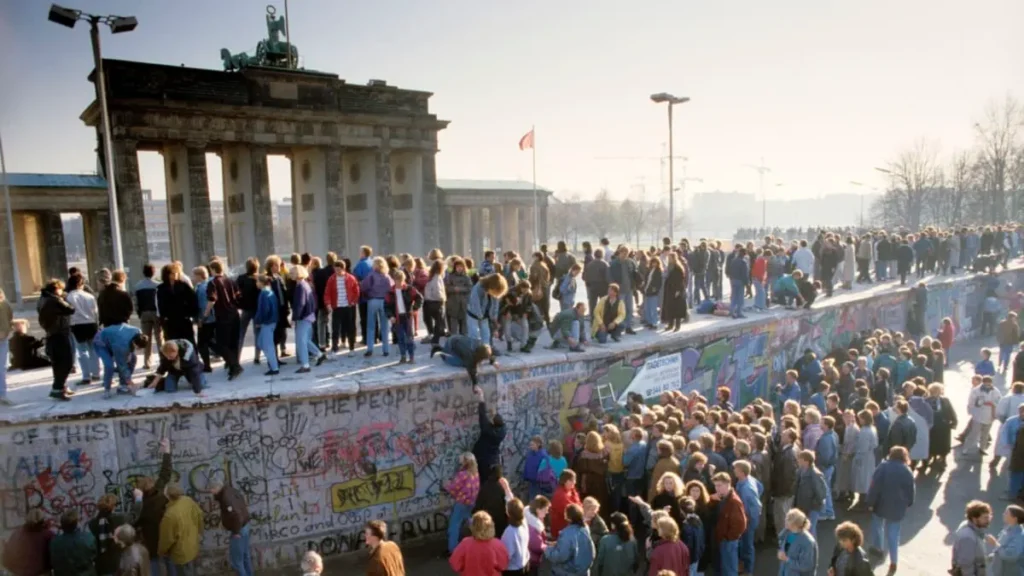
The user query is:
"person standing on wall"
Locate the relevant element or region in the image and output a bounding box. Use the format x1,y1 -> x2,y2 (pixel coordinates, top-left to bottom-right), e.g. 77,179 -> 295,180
235,258 -> 262,366
37,279 -> 76,401
210,480 -> 253,576
134,263 -> 163,370
206,259 -> 244,380
97,269 -> 134,328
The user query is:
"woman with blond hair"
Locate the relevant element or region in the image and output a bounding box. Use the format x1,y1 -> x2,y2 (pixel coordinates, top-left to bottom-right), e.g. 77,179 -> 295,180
574,431 -> 609,515
450,511 -> 510,575
444,452 -> 481,554
648,516 -> 691,576
290,265 -> 327,373
603,425 -> 626,513
467,273 -> 508,346
776,508 -> 818,575
360,257 -> 395,357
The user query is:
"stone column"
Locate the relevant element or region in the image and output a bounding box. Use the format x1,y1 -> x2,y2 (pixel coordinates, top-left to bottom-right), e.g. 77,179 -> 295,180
291,147 -> 330,257
421,152 -> 440,251
39,211 -> 68,282
0,193 -> 16,299
187,144 -> 216,265
539,200 -> 549,247
82,210 -> 115,281
469,207 -> 484,261
502,206 -> 519,256
250,145 -> 276,259
490,207 -> 503,252
447,208 -> 461,256
112,138 -> 149,281
325,146 -> 346,255
375,146 -> 395,255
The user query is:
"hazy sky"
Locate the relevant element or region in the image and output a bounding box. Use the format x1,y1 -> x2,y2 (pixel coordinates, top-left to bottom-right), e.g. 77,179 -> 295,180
1,0 -> 1022,206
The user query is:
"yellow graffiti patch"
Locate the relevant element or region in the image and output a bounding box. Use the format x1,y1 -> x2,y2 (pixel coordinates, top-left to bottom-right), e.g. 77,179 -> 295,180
330,465 -> 415,513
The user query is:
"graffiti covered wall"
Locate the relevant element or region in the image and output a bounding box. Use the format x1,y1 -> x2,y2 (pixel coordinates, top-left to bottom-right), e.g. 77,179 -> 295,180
1,270 -> 1020,572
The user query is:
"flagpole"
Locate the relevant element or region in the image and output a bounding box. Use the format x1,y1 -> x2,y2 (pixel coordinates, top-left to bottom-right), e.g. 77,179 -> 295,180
532,125 -> 538,251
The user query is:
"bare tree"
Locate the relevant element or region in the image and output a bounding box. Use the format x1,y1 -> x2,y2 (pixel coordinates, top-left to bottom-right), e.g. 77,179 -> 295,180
548,193 -> 584,247
587,188 -> 619,241
927,151 -> 974,226
872,139 -> 942,230
974,95 -> 1024,222
618,184 -> 649,245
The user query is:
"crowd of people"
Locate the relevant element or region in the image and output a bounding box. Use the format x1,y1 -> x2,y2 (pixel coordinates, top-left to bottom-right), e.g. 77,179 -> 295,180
3,223 -> 1024,575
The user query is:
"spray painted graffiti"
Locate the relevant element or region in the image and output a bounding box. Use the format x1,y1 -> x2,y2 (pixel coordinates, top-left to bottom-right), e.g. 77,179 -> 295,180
0,270 -> 1020,572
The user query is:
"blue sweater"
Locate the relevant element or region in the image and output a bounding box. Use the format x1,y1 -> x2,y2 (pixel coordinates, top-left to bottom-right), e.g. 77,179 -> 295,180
96,324 -> 142,360
468,282 -> 500,321
815,430 -> 839,469
352,257 -> 372,281
622,441 -> 647,480
546,523 -> 594,576
736,477 -> 763,531
292,281 -> 317,322
867,459 -> 915,521
777,529 -> 818,575
253,287 -> 279,326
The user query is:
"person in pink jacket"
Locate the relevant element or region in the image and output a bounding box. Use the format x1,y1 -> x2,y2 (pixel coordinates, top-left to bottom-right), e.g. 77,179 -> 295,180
450,511 -> 510,576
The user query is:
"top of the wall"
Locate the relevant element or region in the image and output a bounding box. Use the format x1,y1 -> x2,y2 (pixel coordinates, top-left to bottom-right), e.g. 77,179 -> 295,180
0,265 -> 1018,426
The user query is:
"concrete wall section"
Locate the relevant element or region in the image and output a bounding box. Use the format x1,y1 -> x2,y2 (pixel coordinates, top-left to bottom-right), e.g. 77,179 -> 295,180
0,270 -> 1016,573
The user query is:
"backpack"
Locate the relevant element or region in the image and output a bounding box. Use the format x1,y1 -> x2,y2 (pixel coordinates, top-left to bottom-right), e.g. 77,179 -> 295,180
536,457 -> 557,493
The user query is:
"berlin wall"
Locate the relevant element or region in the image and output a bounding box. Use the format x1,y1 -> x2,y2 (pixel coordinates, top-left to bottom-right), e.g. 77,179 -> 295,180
1,269 -> 1018,572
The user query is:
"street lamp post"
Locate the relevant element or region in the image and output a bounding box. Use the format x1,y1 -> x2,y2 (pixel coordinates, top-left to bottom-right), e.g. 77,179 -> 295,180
651,92 -> 690,240
48,4 -> 138,273
850,180 -> 880,228
744,158 -> 772,230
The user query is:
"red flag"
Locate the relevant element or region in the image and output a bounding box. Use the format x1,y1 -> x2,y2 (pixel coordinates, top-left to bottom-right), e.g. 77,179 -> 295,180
518,129 -> 534,151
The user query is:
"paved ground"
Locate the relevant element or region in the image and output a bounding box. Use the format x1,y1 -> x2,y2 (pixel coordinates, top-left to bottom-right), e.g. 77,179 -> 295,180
1,264 -> 1001,424
315,336 -> 1017,576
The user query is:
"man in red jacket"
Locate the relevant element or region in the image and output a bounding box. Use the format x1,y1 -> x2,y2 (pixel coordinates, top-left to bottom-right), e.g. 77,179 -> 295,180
323,260 -> 361,353
710,471 -> 747,576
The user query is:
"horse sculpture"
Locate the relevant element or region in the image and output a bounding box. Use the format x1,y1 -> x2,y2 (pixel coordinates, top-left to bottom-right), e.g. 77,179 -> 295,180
220,4 -> 300,71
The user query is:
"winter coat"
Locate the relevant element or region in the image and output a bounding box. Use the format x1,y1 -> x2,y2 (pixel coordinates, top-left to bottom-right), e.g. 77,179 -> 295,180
842,243 -> 856,284
551,486 -> 582,539
574,451 -> 610,507
736,477 -> 763,531
468,282 -> 501,322
866,458 -> 915,521
471,401 -> 506,475
2,523 -> 53,576
157,497 -> 204,565
38,290 -> 74,336
253,287 -> 279,326
836,423 -> 859,494
89,510 -> 128,575
777,529 -> 818,576
545,523 -> 595,576
97,284 -> 134,327
648,455 -> 681,501
644,267 -> 663,296
829,544 -> 873,576
989,524 -> 1024,576
711,489 -> 747,542
593,533 -> 637,576
360,270 -> 393,300
1000,319 -> 1022,346
49,527 -> 96,576
583,258 -> 611,297
793,467 -> 827,515
591,297 -> 626,338
648,539 -> 690,576
609,257 -> 637,292
907,407 -> 930,462
385,285 -> 423,319
292,280 -> 321,322
852,425 -> 878,494
952,521 -> 989,576
663,264 -> 688,322
157,281 -> 198,333
772,444 -> 798,497
134,454 -> 172,558
446,271 -> 473,319
367,541 -> 405,576
681,514 -> 706,567
324,272 -> 360,309
969,384 -> 1004,425
887,413 -> 917,452
449,536 -> 509,576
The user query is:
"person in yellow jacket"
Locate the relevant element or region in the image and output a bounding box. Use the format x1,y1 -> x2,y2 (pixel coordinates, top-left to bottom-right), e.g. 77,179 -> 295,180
591,283 -> 627,343
158,483 -> 204,575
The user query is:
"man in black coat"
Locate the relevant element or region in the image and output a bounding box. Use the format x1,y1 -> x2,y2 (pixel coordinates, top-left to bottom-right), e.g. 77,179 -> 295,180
886,400 -> 918,454
471,386 -> 506,474
97,270 -> 134,327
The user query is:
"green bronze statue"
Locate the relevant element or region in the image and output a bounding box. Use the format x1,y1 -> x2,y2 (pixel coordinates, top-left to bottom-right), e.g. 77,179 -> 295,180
220,4 -> 299,71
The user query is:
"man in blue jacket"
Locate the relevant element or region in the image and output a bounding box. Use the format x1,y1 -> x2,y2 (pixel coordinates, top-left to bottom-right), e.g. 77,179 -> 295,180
352,246 -> 374,345
733,460 -> 762,575
726,247 -> 750,319
253,276 -> 280,375
622,428 -> 648,499
815,415 -> 840,521
94,324 -> 148,398
866,446 -> 916,573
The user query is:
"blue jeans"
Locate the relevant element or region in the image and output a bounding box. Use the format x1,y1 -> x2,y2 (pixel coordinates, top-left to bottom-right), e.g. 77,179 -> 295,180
753,279 -> 766,309
739,525 -> 756,574
718,539 -> 739,576
448,502 -> 472,553
295,318 -> 320,368
395,314 -> 415,358
595,324 -> 623,343
729,280 -> 745,317
165,560 -> 196,576
95,342 -> 135,393
74,334 -> 100,379
257,325 -> 278,371
0,339 -> 7,398
239,309 -> 259,362
692,272 -> 707,305
467,316 -> 491,345
366,298 -> 390,354
150,557 -> 175,576
808,509 -> 820,537
623,290 -> 634,330
643,293 -> 660,326
870,514 -> 901,565
878,260 -> 888,280
552,320 -> 580,347
607,472 -> 625,513
229,524 -> 254,576
1001,344 -> 1014,371
1011,472 -> 1024,498
821,465 -> 835,518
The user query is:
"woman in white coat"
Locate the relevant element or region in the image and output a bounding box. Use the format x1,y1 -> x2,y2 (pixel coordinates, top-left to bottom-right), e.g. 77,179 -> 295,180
851,410 -> 879,506
908,399 -> 931,464
835,410 -> 860,500
842,237 -> 856,289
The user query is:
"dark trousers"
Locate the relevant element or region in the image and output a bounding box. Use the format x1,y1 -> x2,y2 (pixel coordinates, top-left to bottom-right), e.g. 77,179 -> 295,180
538,289 -> 552,322
822,266 -> 835,296
197,323 -> 219,370
423,300 -> 445,343
215,313 -> 241,370
47,333 -> 74,392
916,258 -> 927,278
693,272 -> 708,304
331,306 -> 357,351
899,267 -> 909,285
856,258 -> 871,282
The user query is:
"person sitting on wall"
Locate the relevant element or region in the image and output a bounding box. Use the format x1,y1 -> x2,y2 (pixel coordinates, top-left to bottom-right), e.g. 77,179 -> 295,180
9,319 -> 50,370
431,335 -> 498,386
143,340 -> 206,396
